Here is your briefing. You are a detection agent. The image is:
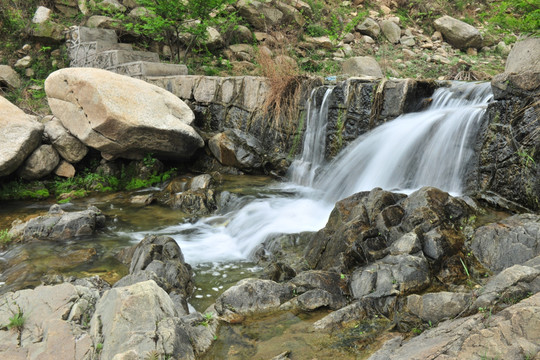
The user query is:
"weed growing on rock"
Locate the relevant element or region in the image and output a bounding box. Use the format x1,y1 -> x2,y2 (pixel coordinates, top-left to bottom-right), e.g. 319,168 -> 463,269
0,229 -> 13,246
7,304 -> 25,332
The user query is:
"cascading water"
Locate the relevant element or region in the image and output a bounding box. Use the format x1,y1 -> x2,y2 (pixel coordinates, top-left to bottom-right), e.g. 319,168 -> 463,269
127,81 -> 493,265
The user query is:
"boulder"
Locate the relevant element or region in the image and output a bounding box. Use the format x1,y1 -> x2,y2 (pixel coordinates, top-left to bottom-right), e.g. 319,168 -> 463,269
208,128 -> 264,171
114,235 -> 193,312
227,24 -> 253,44
215,278 -> 294,322
204,26 -> 224,50
45,68 -> 204,160
0,65 -> 22,89
471,214 -> 540,272
44,117 -> 89,163
0,97 -> 44,177
9,204 -> 106,241
406,291 -> 471,323
306,36 -> 334,49
14,56 -> 32,69
89,280 -> 195,360
235,0 -> 284,31
356,17 -> 380,38
54,160 -> 76,178
32,6 -> 52,24
18,144 -> 60,180
0,283 -> 97,359
380,20 -> 401,44
31,21 -> 66,43
168,189 -> 217,215
433,15 -> 483,50
274,1 -> 305,27
491,71 -> 540,99
342,56 -> 383,78
367,292 -> 540,360
505,37 -> 540,73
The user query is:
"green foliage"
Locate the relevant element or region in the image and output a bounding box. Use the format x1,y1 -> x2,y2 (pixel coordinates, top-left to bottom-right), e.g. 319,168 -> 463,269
124,0 -> 236,62
198,312 -> 214,327
483,0 -> 540,35
0,229 -> 13,246
7,305 -> 25,331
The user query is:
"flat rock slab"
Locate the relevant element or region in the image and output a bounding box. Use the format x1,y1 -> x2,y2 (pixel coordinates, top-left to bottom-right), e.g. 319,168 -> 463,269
45,68 -> 204,160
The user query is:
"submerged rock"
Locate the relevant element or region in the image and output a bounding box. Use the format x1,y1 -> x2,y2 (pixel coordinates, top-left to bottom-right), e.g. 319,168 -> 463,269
9,204 -> 105,241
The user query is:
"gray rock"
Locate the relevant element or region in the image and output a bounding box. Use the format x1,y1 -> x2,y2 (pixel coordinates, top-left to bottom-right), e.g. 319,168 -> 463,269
491,70 -> 540,99
86,15 -> 118,28
0,96 -> 44,177
14,55 -> 32,69
31,21 -> 66,43
236,0 -> 284,31
380,20 -> 401,44
215,278 -> 293,322
189,174 -> 213,191
96,0 -> 126,12
368,292 -> 540,360
407,291 -> 471,323
9,204 -> 105,241
168,189 -> 217,215
471,214 -> 540,272
505,37 -> 540,73
69,26 -> 118,43
32,6 -> 52,24
45,68 -> 204,160
389,232 -> 421,255
209,128 -> 264,171
356,17 -> 380,38
313,301 -> 368,331
44,118 -> 88,163
0,65 -> 22,89
227,24 -> 253,44
280,288 -> 346,311
18,144 -> 60,180
180,309 -> 219,355
342,56 -> 383,77
400,35 -> 415,47
90,280 -> 195,360
0,283 -> 97,359
433,15 -> 483,49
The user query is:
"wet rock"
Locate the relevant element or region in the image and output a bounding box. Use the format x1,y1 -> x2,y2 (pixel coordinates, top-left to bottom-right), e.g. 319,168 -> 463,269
209,128 -> 264,172
0,282 -> 97,359
368,292 -> 540,360
189,174 -> 214,191
45,68 -> 204,160
180,309 -> 219,356
380,20 -> 401,44
406,291 -> 471,323
280,288 -> 346,311
0,96 -> 44,177
90,280 -> 195,360
388,232 -> 421,255
290,270 -> 347,296
356,17 -> 380,38
313,301 -> 368,330
471,214 -> 540,272
473,265 -> 540,310
433,15 -> 483,49
18,144 -> 60,180
168,189 -> 217,215
215,278 -> 294,322
114,235 -> 193,313
130,193 -> 155,205
342,56 -> 383,78
0,65 -> 22,89
9,205 -> 105,241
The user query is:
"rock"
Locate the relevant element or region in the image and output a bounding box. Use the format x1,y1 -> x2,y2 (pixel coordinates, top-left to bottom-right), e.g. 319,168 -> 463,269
0,65 -> 22,89
0,283 -> 97,359
32,6 -> 52,24
227,24 -> 253,44
96,0 -> 126,12
205,26 -> 224,50
180,310 -> 219,356
0,97 -> 43,177
14,56 -> 32,69
168,189 -> 217,215
313,301 -> 368,330
342,56 -> 383,78
189,174 -> 213,191
363,35 -> 375,44
368,292 -> 540,360
44,117 -> 89,163
433,15 -> 483,50
388,232 -> 421,255
54,160 -> 76,178
307,36 -> 333,49
45,68 -> 204,160
274,1 -> 305,27
18,144 -> 60,180
31,21 -> 66,43
380,20 -> 401,44
505,37 -> 540,73
236,0 -> 284,31
290,270 -> 346,296
9,205 -> 105,241
281,288 -> 346,311
406,291 -> 471,323
90,280 -> 195,360
495,41 -> 512,56
215,278 -> 293,322
86,15 -> 118,28
356,17 -> 380,38
209,128 -> 264,171
471,214 -> 540,272
400,35 -> 415,47
114,235 -> 193,312
130,193 -> 154,205
473,265 -> 540,309
128,6 -> 152,18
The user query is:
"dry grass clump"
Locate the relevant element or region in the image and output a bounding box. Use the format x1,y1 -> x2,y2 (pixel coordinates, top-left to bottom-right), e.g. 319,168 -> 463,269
256,48 -> 306,130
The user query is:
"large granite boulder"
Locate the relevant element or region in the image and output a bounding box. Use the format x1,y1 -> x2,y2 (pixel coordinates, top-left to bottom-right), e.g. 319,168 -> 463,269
208,128 -> 264,171
380,19 -> 401,44
0,96 -> 44,177
471,214 -> 540,272
45,68 -> 204,160
9,204 -> 106,241
505,37 -> 540,74
356,17 -> 380,38
235,0 -> 284,31
342,56 -> 383,78
433,15 -> 483,49
18,144 -> 60,180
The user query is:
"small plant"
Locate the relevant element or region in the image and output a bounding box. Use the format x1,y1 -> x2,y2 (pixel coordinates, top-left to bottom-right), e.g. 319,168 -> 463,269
144,350 -> 160,360
7,305 -> 25,332
95,342 -> 103,353
199,312 -> 214,327
0,229 -> 13,246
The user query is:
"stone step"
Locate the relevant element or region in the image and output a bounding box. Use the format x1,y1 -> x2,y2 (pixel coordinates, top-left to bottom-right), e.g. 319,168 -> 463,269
93,50 -> 160,69
68,41 -> 133,67
66,26 -> 117,45
106,61 -> 188,79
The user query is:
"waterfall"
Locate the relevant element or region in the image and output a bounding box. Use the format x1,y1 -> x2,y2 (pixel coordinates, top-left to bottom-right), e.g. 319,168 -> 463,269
288,87 -> 333,186
127,81 -> 493,264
